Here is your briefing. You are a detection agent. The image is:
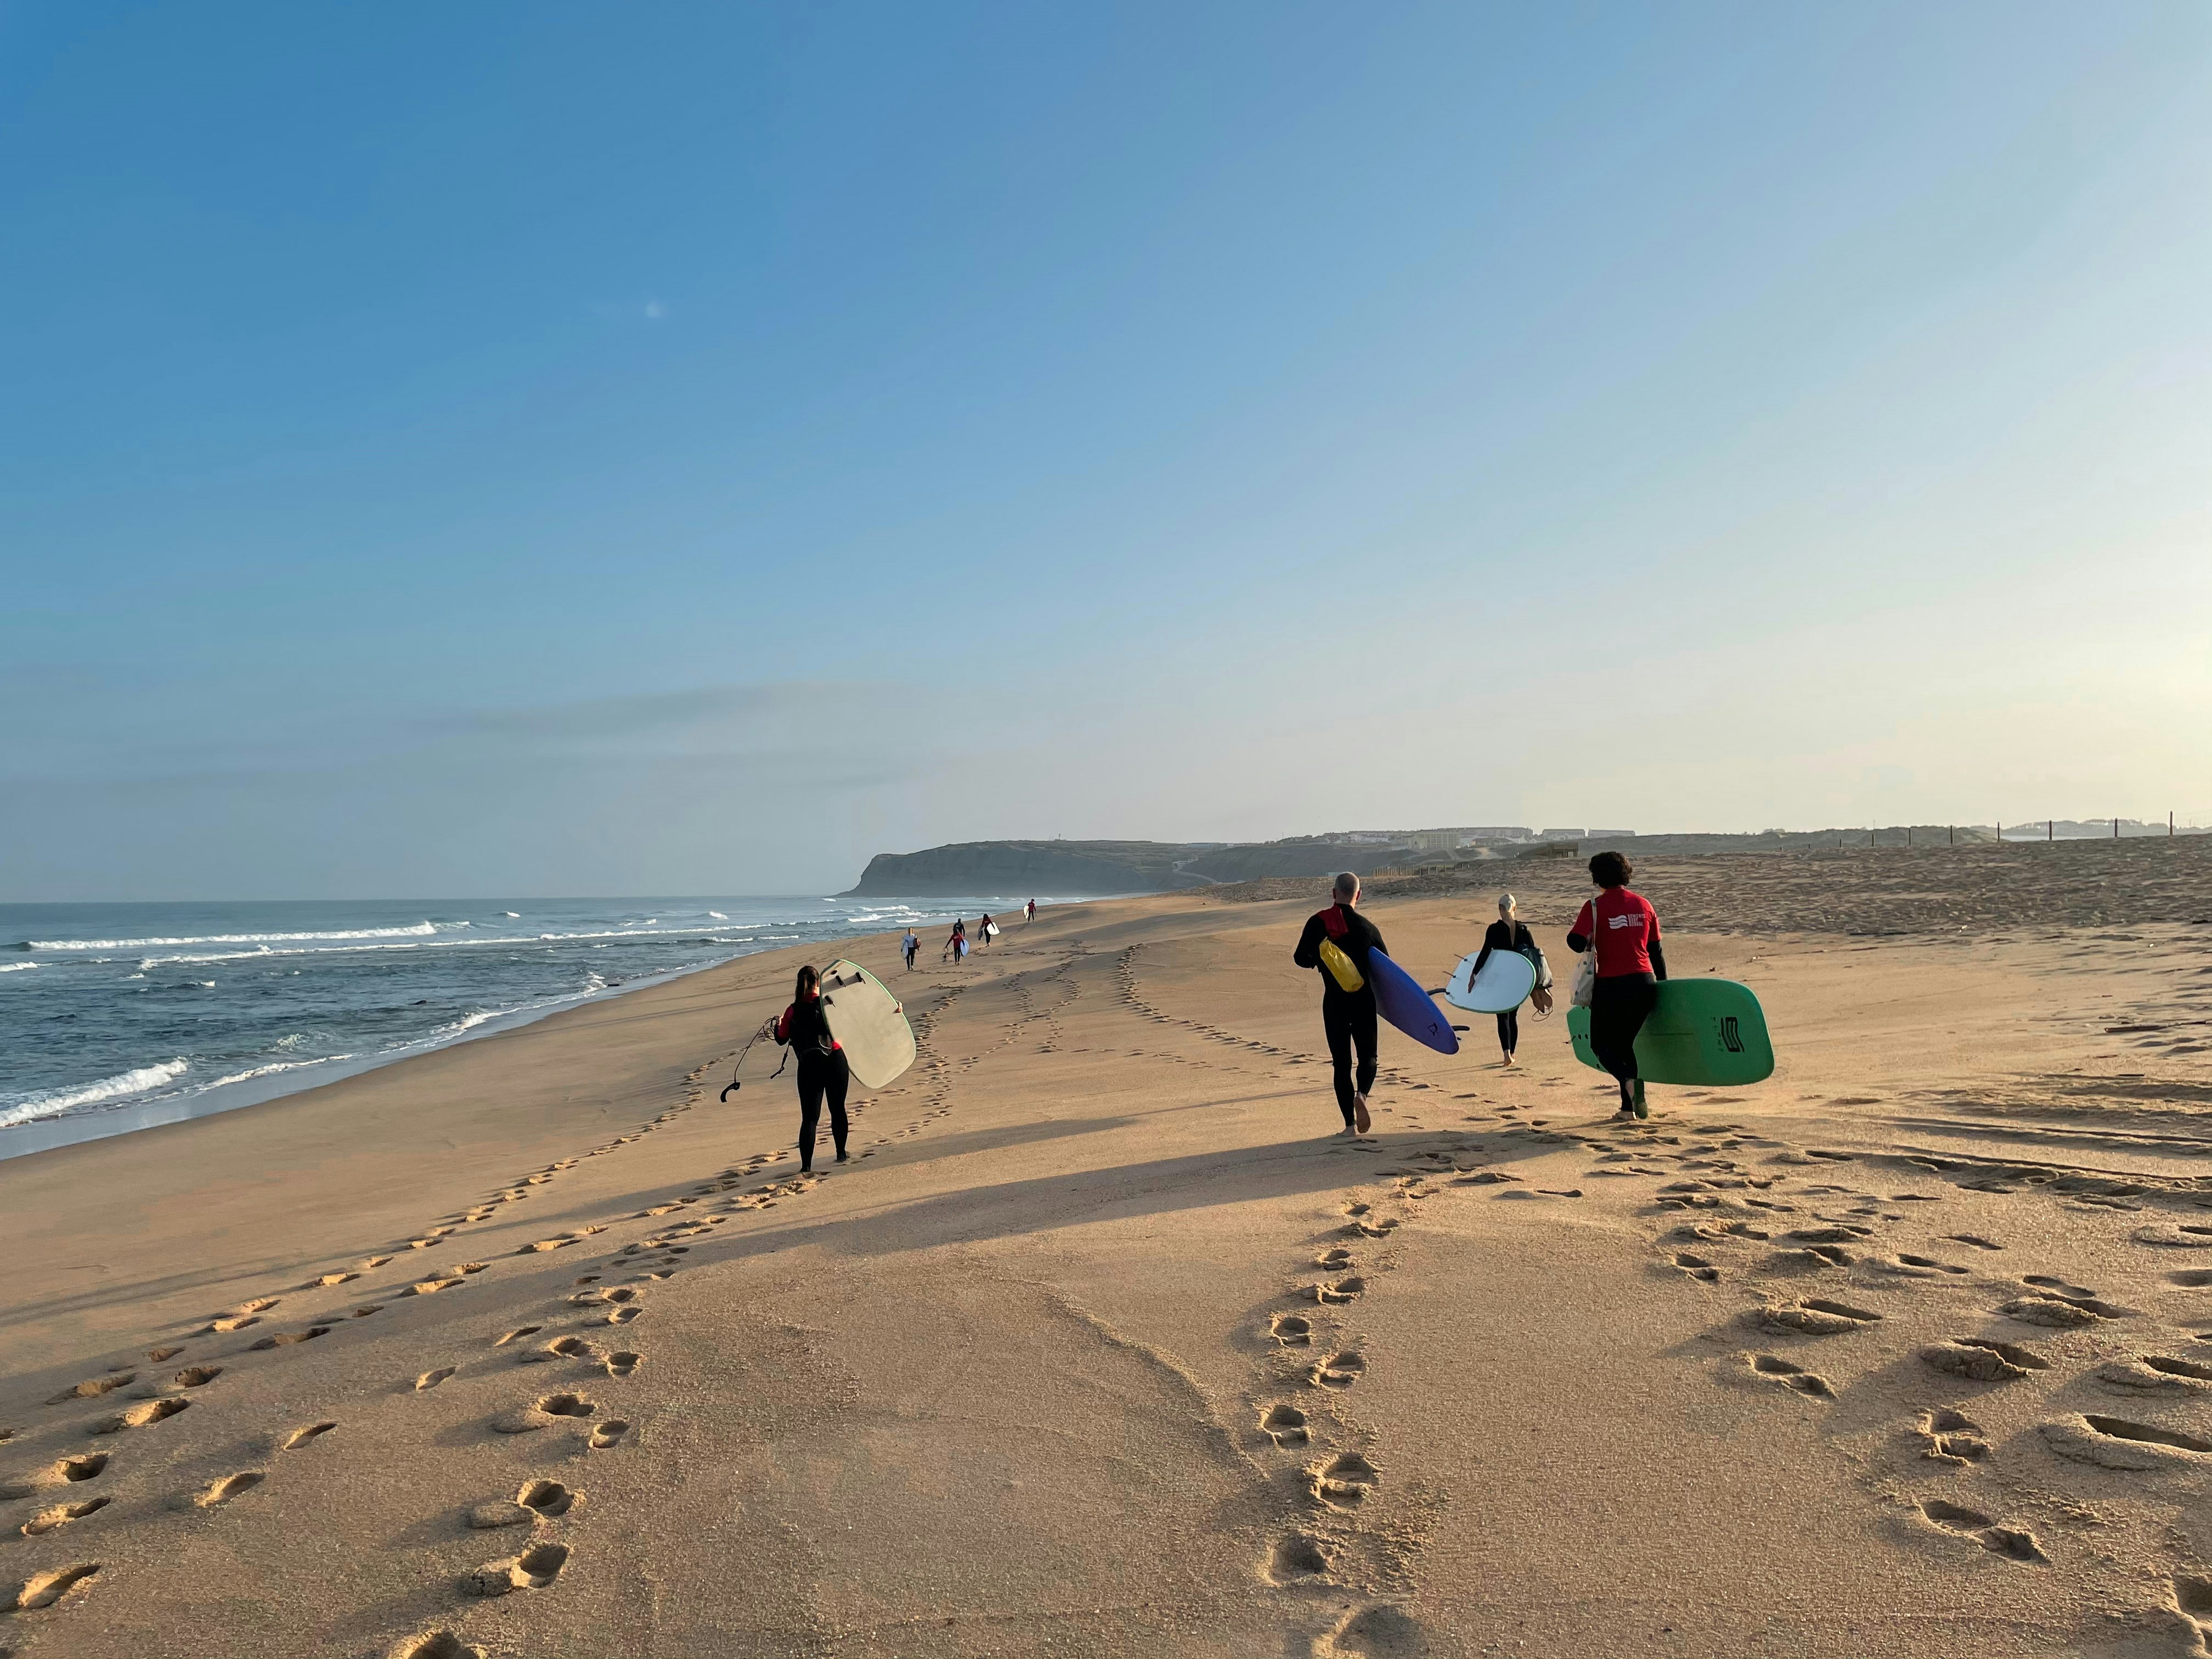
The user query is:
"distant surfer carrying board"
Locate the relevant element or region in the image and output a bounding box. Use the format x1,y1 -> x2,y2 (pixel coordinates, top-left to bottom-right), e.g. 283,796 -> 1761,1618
1469,893 -> 1544,1066
770,964 -> 850,1170
1566,852 -> 1667,1120
1293,872 -> 1385,1136
901,928 -> 919,972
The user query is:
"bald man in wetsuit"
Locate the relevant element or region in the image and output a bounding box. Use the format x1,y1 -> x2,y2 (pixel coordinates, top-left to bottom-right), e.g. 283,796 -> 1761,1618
1292,871 -> 1386,1135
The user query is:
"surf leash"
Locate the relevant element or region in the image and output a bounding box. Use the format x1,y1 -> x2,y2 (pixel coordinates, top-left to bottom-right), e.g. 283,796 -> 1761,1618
718,1021 -> 790,1101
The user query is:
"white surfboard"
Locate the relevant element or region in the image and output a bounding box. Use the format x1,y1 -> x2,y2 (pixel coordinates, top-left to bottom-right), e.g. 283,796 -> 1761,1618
1444,949 -> 1537,1014
984,922 -> 1000,938
820,958 -> 917,1088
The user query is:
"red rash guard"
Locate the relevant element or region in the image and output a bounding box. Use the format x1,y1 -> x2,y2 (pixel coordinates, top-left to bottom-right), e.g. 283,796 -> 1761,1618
1570,888 -> 1662,978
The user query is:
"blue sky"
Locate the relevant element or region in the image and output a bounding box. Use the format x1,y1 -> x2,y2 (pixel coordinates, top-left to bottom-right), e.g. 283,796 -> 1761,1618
4,2 -> 2208,898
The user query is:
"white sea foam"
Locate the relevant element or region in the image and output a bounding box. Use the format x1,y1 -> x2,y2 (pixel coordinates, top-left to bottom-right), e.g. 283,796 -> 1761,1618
707,911 -> 728,919
503,911 -> 520,917
205,1056 -> 352,1090
0,962 -> 37,974
0,1057 -> 190,1128
31,921 -> 453,951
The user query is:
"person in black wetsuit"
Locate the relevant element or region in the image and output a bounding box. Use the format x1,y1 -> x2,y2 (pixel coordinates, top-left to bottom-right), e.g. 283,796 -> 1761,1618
1292,871 -> 1386,1136
1468,891 -> 1542,1066
771,964 -> 849,1170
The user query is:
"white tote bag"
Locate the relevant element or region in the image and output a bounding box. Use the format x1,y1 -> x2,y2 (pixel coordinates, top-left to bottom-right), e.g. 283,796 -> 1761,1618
1570,895 -> 1601,1008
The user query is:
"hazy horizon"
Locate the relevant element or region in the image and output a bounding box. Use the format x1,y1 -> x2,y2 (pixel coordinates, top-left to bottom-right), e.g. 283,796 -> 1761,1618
7,3 -> 2209,902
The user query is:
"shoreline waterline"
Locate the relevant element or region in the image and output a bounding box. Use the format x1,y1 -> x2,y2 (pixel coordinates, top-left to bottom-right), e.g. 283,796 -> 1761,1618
0,893 -> 1057,1163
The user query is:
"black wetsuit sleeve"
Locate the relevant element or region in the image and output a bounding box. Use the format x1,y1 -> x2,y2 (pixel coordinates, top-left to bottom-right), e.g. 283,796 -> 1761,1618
1649,934 -> 1667,981
1470,919 -> 1509,978
1293,913 -> 1325,970
1566,929 -> 1589,954
1364,917 -> 1387,960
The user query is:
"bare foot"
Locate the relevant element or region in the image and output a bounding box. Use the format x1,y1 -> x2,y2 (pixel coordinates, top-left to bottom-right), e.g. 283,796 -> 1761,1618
1353,1093 -> 1372,1135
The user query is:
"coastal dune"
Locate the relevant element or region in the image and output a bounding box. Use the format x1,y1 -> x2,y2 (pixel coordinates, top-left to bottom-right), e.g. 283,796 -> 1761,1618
5,843 -> 2212,1657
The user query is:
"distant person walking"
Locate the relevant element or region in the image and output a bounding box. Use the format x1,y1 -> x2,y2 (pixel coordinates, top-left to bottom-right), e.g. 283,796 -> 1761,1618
1293,872 -> 1385,1136
770,964 -> 849,1171
978,912 -> 995,950
1025,898 -> 1036,923
1469,892 -> 1544,1066
1567,851 -> 1667,1119
943,918 -> 967,965
901,928 -> 919,972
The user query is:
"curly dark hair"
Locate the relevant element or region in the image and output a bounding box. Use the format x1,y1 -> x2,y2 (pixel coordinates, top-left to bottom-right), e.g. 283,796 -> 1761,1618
1588,850 -> 1633,888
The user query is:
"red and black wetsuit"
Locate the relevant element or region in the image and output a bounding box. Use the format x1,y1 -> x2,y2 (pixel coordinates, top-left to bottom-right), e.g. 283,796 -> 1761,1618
1567,887 -> 1668,1101
775,992 -> 849,1170
1293,903 -> 1387,1127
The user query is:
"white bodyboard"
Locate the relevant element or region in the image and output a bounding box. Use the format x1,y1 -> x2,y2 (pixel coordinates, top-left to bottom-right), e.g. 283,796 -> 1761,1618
1444,949 -> 1538,1014
820,958 -> 917,1088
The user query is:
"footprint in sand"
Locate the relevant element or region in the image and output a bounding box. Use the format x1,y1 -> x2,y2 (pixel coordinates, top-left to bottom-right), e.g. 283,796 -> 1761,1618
1917,1498 -> 2046,1562
2022,1274 -> 2099,1298
91,1398 -> 189,1434
516,1479 -> 576,1516
2042,1414 -> 2212,1469
588,1418 -> 631,1449
1918,1408 -> 1993,1463
1744,1353 -> 1835,1398
1999,1293 -> 2126,1327
44,1374 -> 135,1406
2098,1355 -> 2212,1390
1267,1532 -> 1333,1583
490,1392 -> 596,1434
20,1497 -> 110,1536
283,1422 -> 338,1449
492,1327 -> 543,1347
602,1351 -> 640,1378
1311,1352 -> 1365,1390
465,1540 -> 570,1597
1319,1604 -> 1429,1658
1260,1404 -> 1310,1447
1310,1277 -> 1366,1305
1946,1234 -> 2005,1252
517,1336 -> 590,1365
12,1561 -> 102,1610
1673,1252 -> 1720,1284
1920,1336 -> 2051,1383
415,1367 -> 457,1391
249,1325 -> 332,1349
193,1470 -> 265,1508
1875,1254 -> 1971,1278
1310,1451 -> 1380,1509
1756,1299 -> 1882,1336
0,1453 -> 109,1499
2172,1578 -> 2212,1651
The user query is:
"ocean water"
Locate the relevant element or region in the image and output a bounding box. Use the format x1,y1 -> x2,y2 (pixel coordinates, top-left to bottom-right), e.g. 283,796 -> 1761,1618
0,895 -> 1001,1158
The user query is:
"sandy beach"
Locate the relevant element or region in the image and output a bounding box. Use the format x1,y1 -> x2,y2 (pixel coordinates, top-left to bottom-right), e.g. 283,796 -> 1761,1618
7,839 -> 2212,1658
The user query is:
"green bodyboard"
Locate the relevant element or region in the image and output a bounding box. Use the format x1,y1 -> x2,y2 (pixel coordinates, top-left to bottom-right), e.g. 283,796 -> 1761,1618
1566,979 -> 1774,1086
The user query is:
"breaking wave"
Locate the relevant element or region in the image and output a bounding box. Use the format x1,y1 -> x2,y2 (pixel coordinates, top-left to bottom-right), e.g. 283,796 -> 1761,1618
0,1058 -> 190,1128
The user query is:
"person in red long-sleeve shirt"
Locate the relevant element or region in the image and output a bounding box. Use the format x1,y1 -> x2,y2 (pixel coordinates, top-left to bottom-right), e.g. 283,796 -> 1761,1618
1566,850 -> 1668,1120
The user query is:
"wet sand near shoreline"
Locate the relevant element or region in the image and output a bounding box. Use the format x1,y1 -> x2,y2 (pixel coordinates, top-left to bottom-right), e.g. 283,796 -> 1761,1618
6,842 -> 2212,1658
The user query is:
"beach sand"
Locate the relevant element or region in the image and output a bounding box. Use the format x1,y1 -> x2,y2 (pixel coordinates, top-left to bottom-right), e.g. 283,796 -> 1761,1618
6,840 -> 2212,1658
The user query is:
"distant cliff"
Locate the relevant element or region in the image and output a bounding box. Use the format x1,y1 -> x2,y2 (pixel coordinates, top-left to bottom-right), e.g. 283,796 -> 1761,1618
843,840 -> 1215,897
842,836 -> 1430,896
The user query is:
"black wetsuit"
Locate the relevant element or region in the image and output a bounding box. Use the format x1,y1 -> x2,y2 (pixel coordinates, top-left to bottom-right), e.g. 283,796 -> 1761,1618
1293,904 -> 1387,1126
1470,919 -> 1540,1058
776,992 -> 849,1170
